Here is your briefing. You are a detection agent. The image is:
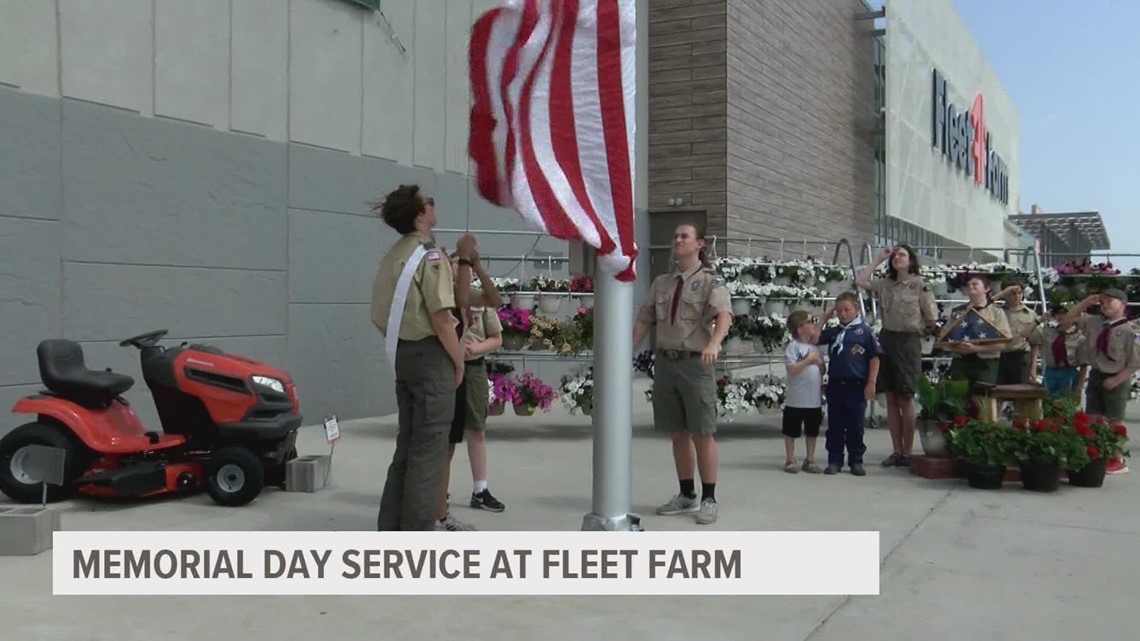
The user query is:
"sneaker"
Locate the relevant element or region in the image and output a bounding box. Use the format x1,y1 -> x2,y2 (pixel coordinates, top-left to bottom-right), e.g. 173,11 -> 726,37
784,461 -> 799,473
802,461 -> 822,474
850,463 -> 866,476
437,514 -> 477,531
656,493 -> 700,515
882,453 -> 902,467
895,455 -> 910,468
824,465 -> 840,475
1107,459 -> 1130,475
696,499 -> 718,525
470,489 -> 506,512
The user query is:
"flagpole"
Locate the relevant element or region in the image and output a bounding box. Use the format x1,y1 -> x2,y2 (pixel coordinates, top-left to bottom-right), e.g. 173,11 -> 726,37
580,0 -> 646,533
581,271 -> 639,531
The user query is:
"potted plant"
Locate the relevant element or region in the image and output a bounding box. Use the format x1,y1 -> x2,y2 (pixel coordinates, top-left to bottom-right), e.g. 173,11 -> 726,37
944,417 -> 1018,489
1009,417 -> 1089,492
529,275 -> 568,314
497,306 -> 533,351
509,371 -> 555,416
916,376 -> 970,458
1067,412 -> 1129,487
569,275 -> 594,308
485,360 -> 515,416
559,366 -> 594,416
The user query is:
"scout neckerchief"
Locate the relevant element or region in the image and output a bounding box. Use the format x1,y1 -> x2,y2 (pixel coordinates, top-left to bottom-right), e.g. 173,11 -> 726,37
1096,316 -> 1130,363
832,317 -> 862,355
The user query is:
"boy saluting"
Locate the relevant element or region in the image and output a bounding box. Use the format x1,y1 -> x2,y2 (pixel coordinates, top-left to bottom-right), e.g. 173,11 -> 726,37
818,292 -> 882,476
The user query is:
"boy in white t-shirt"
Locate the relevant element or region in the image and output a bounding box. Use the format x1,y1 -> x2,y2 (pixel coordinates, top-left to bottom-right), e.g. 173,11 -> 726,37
783,311 -> 825,473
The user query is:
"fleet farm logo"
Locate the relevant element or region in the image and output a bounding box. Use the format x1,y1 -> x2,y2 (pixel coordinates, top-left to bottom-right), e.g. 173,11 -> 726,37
931,68 -> 1010,206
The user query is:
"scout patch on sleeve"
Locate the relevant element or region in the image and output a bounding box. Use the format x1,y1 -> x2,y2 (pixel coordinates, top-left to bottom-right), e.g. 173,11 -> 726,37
426,250 -> 441,261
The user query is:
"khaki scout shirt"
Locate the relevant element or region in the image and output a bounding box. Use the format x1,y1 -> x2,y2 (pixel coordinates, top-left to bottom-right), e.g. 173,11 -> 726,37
462,305 -> 503,362
1039,325 -> 1083,368
636,264 -> 731,352
370,231 -> 456,341
1002,303 -> 1039,353
1080,315 -> 1140,374
947,302 -> 1011,360
865,274 -> 937,333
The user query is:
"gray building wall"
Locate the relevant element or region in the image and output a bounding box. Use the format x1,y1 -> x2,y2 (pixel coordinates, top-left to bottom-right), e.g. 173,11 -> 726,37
725,0 -> 878,256
646,0 -> 877,264
647,0 -> 729,244
0,86 -> 576,434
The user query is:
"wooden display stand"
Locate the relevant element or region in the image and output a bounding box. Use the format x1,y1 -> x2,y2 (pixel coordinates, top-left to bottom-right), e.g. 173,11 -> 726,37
971,383 -> 1047,422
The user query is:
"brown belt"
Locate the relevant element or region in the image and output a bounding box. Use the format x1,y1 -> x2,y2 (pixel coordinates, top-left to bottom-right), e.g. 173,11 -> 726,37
656,348 -> 701,360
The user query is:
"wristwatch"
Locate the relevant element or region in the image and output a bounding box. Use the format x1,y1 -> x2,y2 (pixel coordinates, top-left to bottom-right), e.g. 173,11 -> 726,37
457,257 -> 474,267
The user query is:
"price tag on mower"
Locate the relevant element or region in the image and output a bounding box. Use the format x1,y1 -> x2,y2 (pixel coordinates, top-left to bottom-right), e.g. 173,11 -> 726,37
323,415 -> 340,443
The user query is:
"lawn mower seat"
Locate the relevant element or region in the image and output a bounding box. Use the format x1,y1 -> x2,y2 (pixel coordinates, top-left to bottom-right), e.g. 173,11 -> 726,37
37,339 -> 135,406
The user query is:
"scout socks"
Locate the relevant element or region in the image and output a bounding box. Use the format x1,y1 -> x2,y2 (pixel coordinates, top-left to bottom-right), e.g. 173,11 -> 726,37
679,479 -> 696,499
702,483 -> 717,503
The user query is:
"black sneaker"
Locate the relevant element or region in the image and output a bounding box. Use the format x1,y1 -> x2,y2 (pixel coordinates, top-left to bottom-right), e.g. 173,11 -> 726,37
470,489 -> 506,512
850,463 -> 866,476
895,455 -> 910,468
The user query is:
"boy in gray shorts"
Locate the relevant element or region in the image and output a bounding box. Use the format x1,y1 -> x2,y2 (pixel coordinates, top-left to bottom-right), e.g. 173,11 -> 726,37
783,311 -> 825,473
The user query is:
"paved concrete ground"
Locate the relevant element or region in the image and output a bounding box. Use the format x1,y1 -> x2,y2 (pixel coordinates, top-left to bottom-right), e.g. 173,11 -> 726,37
2,377 -> 1138,640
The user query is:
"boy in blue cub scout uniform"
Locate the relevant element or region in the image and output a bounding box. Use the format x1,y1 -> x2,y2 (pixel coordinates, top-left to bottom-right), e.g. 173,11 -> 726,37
818,292 -> 882,476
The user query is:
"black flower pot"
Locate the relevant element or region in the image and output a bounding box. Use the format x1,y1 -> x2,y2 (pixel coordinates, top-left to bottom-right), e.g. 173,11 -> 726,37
1068,458 -> 1107,488
965,462 -> 1005,490
1020,460 -> 1061,493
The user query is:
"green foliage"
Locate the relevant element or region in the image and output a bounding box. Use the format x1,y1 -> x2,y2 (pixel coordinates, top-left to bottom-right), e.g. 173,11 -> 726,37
944,419 -> 1019,467
1009,417 -> 1090,471
917,377 -> 970,422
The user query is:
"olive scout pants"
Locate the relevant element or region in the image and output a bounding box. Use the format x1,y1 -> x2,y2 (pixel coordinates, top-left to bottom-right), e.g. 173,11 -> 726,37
377,336 -> 455,531
1086,369 -> 1131,423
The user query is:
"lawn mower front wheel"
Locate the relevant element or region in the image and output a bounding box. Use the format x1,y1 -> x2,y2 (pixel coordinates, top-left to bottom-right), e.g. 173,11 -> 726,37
204,447 -> 265,507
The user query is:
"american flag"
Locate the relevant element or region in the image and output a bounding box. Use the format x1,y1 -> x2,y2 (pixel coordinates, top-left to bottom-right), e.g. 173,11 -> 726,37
468,0 -> 638,281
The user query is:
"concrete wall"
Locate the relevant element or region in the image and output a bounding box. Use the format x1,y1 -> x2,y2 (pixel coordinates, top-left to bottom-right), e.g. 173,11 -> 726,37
724,0 -> 878,257
0,0 -> 598,434
0,0 -> 499,170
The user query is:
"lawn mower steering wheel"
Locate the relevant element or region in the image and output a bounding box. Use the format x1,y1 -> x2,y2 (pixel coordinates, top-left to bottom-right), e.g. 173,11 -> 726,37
119,329 -> 169,348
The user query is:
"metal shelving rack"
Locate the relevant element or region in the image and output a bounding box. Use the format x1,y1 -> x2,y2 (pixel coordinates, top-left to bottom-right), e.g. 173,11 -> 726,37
444,227 -> 1140,426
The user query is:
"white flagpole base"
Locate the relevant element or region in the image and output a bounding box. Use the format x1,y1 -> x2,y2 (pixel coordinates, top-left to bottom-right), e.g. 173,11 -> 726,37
580,266 -> 641,532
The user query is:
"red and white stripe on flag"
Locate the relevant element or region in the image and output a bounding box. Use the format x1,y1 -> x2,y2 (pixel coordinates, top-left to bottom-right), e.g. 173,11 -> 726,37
468,0 -> 638,281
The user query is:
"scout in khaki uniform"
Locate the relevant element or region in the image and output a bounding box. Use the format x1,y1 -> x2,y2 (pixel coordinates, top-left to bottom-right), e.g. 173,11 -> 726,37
944,274 -> 1012,385
994,281 -> 1042,385
369,184 -> 475,531
434,252 -> 506,532
632,222 -> 732,525
1060,288 -> 1139,474
1029,305 -> 1084,397
856,244 -> 938,468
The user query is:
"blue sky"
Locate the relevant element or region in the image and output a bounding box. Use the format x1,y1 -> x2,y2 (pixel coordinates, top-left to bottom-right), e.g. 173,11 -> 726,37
952,0 -> 1139,271
866,0 -> 1136,271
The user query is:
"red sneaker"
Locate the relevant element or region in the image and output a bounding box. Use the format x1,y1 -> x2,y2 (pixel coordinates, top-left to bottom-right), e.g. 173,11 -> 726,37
1106,459 -> 1129,475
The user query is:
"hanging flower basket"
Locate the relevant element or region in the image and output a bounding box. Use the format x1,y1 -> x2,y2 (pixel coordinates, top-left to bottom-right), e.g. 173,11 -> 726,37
510,293 -> 535,310
575,294 -> 594,308
537,294 -> 562,314
731,298 -> 752,315
513,403 -> 536,416
503,333 -> 527,351
488,400 -> 505,416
